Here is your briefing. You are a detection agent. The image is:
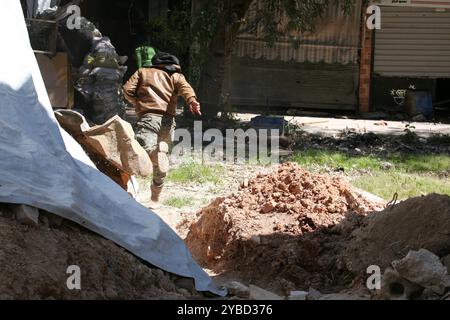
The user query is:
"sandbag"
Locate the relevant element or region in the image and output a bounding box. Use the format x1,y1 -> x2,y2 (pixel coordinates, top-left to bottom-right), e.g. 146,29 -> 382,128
55,110 -> 151,177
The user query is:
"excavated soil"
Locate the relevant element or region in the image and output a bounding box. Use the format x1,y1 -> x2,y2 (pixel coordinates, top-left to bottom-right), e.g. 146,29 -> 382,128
185,163 -> 385,294
342,193 -> 450,275
0,206 -> 199,300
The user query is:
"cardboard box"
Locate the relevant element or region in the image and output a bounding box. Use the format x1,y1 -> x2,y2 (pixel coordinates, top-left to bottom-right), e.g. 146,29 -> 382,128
35,52 -> 73,109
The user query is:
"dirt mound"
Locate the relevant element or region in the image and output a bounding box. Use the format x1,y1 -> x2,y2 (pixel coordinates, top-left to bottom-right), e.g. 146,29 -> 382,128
342,194 -> 450,275
0,206 -> 199,300
185,163 -> 384,294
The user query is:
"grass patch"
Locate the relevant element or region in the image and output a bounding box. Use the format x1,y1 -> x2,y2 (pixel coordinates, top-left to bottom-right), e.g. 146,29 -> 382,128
163,196 -> 193,208
167,162 -> 225,184
292,150 -> 450,200
292,150 -> 380,171
292,150 -> 450,174
352,172 -> 450,200
392,154 -> 450,173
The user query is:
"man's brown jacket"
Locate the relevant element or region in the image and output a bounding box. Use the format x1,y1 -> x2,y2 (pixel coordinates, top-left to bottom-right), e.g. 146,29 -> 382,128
123,65 -> 196,118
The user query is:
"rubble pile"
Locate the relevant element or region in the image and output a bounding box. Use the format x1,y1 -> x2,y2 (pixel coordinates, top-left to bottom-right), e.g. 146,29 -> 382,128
0,205 -> 199,300
186,163 -> 385,294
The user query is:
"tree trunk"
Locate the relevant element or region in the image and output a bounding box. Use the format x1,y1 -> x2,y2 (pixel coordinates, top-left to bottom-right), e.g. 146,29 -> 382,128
197,0 -> 253,117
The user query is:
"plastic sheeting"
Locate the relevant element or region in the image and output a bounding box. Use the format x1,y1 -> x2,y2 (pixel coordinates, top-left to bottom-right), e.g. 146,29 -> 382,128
0,1 -> 225,297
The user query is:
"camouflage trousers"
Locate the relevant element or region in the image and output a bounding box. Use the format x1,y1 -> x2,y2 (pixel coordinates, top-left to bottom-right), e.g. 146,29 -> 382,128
135,113 -> 175,186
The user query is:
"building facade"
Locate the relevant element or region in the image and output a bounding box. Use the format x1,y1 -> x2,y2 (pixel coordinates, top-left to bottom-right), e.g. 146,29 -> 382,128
362,0 -> 450,113
230,1 -> 363,113
231,0 -> 450,114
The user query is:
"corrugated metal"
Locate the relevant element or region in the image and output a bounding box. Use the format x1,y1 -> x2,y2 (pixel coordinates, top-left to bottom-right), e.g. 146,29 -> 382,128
411,0 -> 450,7
233,1 -> 362,64
372,0 -> 450,8
374,6 -> 450,77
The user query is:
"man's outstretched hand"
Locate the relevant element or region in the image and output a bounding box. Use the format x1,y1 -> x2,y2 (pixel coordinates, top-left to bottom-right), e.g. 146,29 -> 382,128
189,100 -> 202,116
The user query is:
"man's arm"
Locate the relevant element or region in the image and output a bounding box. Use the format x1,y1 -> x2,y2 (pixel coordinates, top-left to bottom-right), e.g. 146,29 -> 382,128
123,70 -> 140,107
174,74 -> 201,115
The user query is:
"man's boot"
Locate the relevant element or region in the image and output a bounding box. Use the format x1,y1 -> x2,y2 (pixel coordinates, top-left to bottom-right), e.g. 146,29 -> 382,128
151,182 -> 164,203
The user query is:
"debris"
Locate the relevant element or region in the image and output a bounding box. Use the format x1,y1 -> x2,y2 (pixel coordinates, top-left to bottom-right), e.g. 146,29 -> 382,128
11,205 -> 39,227
293,118 -> 449,157
289,291 -> 308,300
249,285 -> 284,300
226,281 -> 250,298
319,293 -> 370,300
392,249 -> 449,295
177,288 -> 192,297
307,287 -> 323,300
173,277 -> 196,294
412,114 -> 427,122
39,210 -> 64,228
380,267 -> 423,300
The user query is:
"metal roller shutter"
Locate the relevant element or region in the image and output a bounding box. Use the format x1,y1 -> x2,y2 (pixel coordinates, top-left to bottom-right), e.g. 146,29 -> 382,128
374,6 -> 450,78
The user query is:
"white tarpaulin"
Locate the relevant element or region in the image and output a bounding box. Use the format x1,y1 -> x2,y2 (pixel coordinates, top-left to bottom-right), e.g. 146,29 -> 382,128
0,1 -> 225,297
